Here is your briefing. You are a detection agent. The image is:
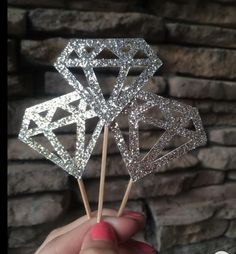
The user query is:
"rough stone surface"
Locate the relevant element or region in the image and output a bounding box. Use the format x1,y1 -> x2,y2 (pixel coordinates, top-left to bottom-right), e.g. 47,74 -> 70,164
149,198 -> 216,227
168,76 -> 236,100
198,146 -> 236,170
83,172 -> 196,202
8,8 -> 26,36
8,226 -> 48,248
21,38 -> 67,66
8,193 -> 69,227
228,171 -> 236,180
190,170 -> 225,188
216,198 -> 236,220
8,75 -> 33,97
8,163 -> 69,196
148,183 -> 236,227
194,100 -> 236,114
85,153 -> 199,178
161,237 -> 236,254
28,9 -> 164,42
201,113 -> 236,127
8,39 -> 17,72
208,127 -> 236,145
225,220 -> 236,238
21,37 -> 165,68
8,0 -> 145,12
8,247 -> 37,254
156,219 -> 228,251
166,23 -> 236,48
45,72 -> 166,95
156,45 -> 236,79
148,1 -> 236,27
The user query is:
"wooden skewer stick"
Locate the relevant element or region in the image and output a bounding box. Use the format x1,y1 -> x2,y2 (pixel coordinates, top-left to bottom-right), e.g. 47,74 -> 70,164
77,179 -> 92,219
97,124 -> 109,223
117,178 -> 133,217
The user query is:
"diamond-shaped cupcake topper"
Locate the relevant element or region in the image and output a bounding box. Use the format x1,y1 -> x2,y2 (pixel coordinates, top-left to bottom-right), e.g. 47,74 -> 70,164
110,91 -> 207,182
19,92 -> 104,179
18,38 -> 207,219
54,38 -> 162,123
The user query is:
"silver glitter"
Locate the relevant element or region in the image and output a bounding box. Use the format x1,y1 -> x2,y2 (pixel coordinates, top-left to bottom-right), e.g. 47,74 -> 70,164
110,91 -> 207,182
18,92 -> 104,179
54,38 -> 162,123
19,38 -> 206,183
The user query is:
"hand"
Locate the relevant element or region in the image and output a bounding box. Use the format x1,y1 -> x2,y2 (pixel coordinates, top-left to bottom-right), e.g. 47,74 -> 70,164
35,209 -> 157,254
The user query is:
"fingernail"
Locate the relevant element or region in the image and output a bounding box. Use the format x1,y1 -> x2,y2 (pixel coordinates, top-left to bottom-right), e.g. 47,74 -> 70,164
91,222 -> 117,243
122,210 -> 144,219
133,240 -> 156,253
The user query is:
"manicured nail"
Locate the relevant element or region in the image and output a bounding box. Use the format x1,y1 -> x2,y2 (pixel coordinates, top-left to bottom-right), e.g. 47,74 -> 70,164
122,210 -> 144,219
132,240 -> 156,253
90,222 -> 117,243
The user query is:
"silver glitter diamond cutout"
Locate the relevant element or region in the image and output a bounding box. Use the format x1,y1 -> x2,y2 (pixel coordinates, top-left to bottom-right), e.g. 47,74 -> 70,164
18,92 -> 105,179
110,91 -> 207,182
54,38 -> 162,123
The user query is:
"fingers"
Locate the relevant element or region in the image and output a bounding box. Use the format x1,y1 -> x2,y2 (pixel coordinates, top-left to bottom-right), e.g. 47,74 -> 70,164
38,210 -> 145,254
48,209 -> 117,241
121,239 -> 157,254
105,211 -> 145,243
81,227 -> 157,254
80,221 -> 119,254
35,209 -> 117,254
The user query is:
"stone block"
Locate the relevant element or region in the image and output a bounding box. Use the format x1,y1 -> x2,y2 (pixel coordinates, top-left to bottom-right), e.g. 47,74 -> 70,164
156,45 -> 236,79
8,75 -> 33,97
167,23 -> 236,48
198,146 -> 236,170
228,171 -> 236,180
8,0 -> 145,12
156,219 -> 228,251
8,40 -> 17,72
8,163 -> 69,196
208,127 -> 236,145
160,237 -> 236,254
168,76 -> 236,100
225,220 -> 236,238
8,8 -> 26,36
147,1 -> 236,27
8,193 -> 70,227
148,183 -> 236,227
28,9 -> 164,42
81,172 -> 197,202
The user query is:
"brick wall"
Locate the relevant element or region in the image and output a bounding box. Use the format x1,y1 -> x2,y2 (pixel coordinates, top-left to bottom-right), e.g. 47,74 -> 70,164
7,1 -> 236,253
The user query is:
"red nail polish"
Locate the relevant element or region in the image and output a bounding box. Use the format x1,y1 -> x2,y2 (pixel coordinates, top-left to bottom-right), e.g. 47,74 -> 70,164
122,210 -> 144,219
132,240 -> 156,253
91,222 -> 117,243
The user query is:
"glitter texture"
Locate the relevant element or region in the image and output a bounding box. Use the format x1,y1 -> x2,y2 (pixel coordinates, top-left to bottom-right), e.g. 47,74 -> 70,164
18,92 -> 104,179
110,91 -> 207,182
19,38 -> 206,182
54,38 -> 162,122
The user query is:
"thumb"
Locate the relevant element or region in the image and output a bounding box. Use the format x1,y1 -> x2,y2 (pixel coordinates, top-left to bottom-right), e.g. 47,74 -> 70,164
80,221 -> 119,254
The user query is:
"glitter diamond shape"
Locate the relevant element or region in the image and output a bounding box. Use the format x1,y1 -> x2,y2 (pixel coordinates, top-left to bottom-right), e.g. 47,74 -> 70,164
54,38 -> 162,123
18,92 -> 104,179
110,91 -> 207,182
